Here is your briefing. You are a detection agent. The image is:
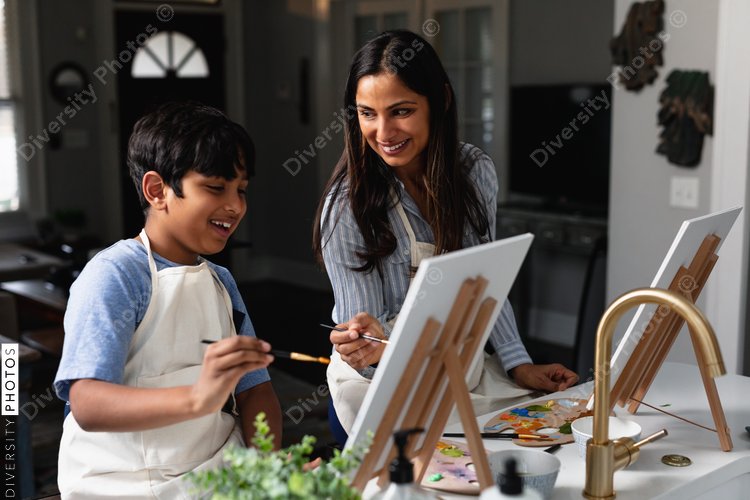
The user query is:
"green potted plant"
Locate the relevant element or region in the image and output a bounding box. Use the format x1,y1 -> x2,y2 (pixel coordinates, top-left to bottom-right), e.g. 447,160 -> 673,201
187,413 -> 371,499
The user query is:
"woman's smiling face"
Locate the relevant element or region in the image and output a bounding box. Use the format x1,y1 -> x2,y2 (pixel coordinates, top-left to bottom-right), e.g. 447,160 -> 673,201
355,73 -> 430,173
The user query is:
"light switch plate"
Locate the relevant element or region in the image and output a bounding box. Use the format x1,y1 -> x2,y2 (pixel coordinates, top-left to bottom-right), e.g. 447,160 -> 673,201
670,176 -> 699,209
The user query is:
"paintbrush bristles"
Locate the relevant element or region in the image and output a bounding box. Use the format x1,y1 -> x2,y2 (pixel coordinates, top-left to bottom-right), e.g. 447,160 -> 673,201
518,434 -> 552,440
290,352 -> 331,364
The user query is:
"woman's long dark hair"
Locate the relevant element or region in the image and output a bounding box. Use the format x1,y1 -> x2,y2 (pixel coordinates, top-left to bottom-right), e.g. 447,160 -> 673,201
313,29 -> 491,274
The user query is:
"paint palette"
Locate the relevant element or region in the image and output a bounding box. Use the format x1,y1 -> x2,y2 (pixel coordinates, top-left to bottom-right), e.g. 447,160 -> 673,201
482,398 -> 593,447
420,439 -> 491,496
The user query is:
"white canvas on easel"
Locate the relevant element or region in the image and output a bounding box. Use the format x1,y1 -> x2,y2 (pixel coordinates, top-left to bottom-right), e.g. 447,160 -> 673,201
344,233 -> 533,482
587,206 -> 741,411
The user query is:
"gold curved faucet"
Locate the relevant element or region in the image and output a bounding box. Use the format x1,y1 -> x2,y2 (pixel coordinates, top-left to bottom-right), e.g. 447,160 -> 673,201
583,288 -> 726,500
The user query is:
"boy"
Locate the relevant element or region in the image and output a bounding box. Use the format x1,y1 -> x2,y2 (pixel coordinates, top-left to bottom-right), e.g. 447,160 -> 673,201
54,102 -> 282,499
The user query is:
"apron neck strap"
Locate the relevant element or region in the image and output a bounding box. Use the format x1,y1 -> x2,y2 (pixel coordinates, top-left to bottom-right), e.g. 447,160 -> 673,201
139,229 -> 159,291
390,187 -> 419,248
138,229 -> 233,334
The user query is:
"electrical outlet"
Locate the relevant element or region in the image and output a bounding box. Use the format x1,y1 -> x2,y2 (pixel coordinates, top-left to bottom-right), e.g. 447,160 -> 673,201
670,176 -> 699,209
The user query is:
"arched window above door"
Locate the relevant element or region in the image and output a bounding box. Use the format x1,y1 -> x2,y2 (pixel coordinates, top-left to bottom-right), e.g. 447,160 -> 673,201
132,31 -> 209,78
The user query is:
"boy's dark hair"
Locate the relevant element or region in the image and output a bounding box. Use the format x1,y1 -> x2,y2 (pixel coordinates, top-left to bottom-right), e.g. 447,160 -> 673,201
127,101 -> 255,214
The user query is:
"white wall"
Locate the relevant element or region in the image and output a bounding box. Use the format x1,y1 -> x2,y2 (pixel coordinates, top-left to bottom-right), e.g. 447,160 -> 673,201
708,0 -> 750,376
607,0 -> 750,374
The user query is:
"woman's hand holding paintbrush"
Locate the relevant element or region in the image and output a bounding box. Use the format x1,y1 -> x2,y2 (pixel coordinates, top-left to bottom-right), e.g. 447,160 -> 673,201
319,324 -> 389,344
324,312 -> 389,371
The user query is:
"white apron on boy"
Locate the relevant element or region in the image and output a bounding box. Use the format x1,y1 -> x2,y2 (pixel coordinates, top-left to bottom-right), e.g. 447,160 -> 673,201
58,229 -> 245,499
328,191 -> 533,434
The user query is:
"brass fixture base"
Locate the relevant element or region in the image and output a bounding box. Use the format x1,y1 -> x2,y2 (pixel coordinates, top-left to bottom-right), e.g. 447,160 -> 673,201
582,492 -> 616,500
662,454 -> 692,467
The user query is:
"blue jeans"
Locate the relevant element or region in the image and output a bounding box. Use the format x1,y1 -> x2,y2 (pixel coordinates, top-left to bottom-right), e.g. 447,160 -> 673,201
328,398 -> 349,447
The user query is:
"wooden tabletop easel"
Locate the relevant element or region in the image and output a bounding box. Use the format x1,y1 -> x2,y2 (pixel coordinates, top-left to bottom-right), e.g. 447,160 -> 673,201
607,234 -> 732,451
351,275 -> 497,491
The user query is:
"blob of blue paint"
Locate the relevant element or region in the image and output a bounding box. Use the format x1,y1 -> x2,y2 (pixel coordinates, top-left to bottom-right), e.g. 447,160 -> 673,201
447,467 -> 470,479
558,399 -> 576,408
510,408 -> 547,419
484,423 -> 507,432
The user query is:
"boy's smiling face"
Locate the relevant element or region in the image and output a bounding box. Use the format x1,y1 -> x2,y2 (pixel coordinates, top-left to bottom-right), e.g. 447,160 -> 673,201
142,164 -> 248,265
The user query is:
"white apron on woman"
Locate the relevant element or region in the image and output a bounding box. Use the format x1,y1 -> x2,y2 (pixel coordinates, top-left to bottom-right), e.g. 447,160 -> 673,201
328,191 -> 533,434
58,229 -> 245,499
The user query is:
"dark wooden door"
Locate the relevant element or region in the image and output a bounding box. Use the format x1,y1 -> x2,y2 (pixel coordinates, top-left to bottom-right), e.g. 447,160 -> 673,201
115,11 -> 225,238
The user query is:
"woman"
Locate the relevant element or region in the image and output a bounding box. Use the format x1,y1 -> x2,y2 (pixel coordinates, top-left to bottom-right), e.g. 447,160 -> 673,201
313,30 -> 578,443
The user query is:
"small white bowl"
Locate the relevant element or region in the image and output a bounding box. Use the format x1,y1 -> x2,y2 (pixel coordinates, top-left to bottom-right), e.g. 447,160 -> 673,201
571,416 -> 642,462
487,449 -> 561,500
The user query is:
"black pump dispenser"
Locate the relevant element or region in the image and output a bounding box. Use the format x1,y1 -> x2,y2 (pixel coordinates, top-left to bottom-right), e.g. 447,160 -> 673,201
390,428 -> 424,484
499,458 -> 523,495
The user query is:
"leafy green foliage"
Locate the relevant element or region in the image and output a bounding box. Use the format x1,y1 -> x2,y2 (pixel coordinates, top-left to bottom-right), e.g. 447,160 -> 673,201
186,413 -> 371,500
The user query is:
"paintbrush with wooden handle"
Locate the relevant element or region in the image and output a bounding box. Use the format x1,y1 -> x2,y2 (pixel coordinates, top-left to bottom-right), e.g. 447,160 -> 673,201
442,432 -> 552,440
200,339 -> 330,365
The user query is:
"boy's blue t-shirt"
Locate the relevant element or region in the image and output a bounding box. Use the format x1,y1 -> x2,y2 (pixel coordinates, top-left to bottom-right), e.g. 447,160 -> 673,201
54,238 -> 271,402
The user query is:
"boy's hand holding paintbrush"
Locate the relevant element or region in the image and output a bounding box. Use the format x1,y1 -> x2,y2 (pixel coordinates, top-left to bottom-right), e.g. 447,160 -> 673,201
68,336 -> 275,433
193,336 -> 275,417
325,312 -> 389,371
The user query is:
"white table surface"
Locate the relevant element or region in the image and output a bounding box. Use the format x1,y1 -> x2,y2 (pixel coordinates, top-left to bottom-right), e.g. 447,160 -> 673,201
364,362 -> 750,500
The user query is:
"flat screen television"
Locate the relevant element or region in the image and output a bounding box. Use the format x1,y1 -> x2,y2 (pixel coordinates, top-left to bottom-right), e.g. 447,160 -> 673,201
508,84 -> 612,209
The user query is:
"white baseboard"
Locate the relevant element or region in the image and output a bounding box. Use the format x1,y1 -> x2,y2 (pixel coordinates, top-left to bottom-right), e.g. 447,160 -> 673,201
233,253 -> 332,292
